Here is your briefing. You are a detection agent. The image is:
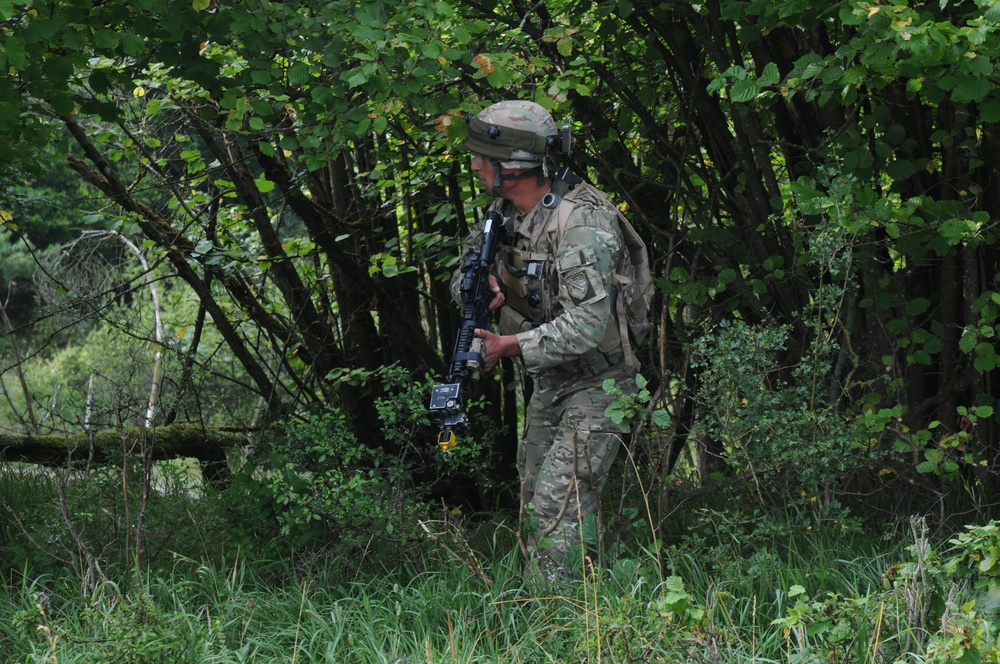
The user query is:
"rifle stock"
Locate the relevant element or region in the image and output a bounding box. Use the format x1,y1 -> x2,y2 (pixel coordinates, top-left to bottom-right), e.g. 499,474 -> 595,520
430,210 -> 506,450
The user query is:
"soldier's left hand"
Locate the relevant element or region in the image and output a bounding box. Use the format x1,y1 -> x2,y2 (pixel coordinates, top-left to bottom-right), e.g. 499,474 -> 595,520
473,327 -> 520,371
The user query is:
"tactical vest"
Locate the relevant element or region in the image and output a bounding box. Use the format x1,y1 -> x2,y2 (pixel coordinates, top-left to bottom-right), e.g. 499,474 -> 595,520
496,183 -> 630,376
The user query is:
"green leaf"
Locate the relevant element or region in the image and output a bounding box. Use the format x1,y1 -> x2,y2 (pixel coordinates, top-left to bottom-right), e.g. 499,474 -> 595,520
974,342 -> 998,372
730,78 -> 759,103
723,65 -> 749,81
346,70 -> 368,88
953,77 -> 990,104
758,62 -> 780,87
960,330 -> 978,354
486,67 -> 511,88
5,37 -> 26,70
886,318 -> 908,334
887,159 -> 916,181
288,63 -> 311,85
311,86 -> 333,104
193,239 -> 214,256
905,298 -> 931,316
120,33 -> 146,56
972,405 -> 994,419
255,176 -> 275,193
706,77 -> 727,95
42,56 -> 74,85
93,29 -> 119,50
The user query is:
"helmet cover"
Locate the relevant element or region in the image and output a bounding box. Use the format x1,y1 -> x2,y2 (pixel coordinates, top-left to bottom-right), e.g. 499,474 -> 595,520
464,100 -> 560,170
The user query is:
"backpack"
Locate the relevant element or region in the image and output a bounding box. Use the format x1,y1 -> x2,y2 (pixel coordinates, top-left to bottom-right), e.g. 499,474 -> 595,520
553,184 -> 654,368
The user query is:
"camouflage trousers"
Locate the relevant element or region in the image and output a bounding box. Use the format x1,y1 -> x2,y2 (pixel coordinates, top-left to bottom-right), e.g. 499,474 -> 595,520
518,377 -> 632,566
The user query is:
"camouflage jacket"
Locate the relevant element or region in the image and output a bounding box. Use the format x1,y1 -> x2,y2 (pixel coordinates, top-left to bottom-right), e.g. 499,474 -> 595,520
453,183 -> 634,389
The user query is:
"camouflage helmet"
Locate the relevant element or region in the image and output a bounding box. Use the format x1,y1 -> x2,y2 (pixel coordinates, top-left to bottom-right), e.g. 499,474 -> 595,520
465,100 -> 562,171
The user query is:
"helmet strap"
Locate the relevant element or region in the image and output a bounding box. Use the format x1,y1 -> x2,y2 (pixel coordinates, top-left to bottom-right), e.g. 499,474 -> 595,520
489,159 -> 503,196
489,161 -> 545,197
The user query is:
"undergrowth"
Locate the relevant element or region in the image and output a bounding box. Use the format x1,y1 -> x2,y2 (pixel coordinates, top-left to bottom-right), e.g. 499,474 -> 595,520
2,496 -> 999,663
1,329 -> 998,662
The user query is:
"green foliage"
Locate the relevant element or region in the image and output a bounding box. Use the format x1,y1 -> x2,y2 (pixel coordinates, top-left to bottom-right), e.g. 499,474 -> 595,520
3,14 -> 1000,664
1,153 -> 103,248
6,580 -> 210,662
3,0 -> 999,515
943,522 -> 1000,594
892,405 -> 994,480
0,228 -> 36,288
79,593 -> 204,663
884,520 -> 1000,662
667,507 -> 1000,663
960,287 -> 1000,378
244,367 -> 492,560
603,373 -> 670,429
771,586 -> 892,663
554,568 -> 712,662
923,602 -> 1000,664
374,367 -> 441,453
5,9 -> 1000,661
0,457 -> 216,577
258,405 -> 421,551
689,317 -> 881,495
689,0 -> 1000,502
0,262 -> 261,433
2,451 -> 999,664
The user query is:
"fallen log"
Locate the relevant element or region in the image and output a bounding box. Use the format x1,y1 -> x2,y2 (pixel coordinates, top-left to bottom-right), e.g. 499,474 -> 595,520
0,424 -> 250,467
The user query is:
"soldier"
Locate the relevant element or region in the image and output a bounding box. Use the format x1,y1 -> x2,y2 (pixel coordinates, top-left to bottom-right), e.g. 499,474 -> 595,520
452,100 -> 639,573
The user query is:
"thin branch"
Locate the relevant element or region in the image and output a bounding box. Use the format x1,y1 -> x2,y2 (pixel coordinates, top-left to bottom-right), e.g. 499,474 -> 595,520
0,284 -> 39,433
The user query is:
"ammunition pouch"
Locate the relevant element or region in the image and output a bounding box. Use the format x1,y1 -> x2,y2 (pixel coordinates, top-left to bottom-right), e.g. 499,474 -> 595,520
498,247 -> 551,324
498,305 -> 536,336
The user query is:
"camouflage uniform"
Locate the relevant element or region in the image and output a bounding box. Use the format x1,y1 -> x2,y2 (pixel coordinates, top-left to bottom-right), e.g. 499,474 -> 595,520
455,183 -> 638,565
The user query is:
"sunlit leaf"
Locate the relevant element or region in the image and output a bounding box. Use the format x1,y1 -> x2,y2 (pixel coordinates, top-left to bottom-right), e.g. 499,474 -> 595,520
255,176 -> 275,193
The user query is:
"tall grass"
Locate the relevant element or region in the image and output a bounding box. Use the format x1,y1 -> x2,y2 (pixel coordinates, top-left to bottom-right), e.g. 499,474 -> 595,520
0,463 -> 996,662
0,510 -> 926,663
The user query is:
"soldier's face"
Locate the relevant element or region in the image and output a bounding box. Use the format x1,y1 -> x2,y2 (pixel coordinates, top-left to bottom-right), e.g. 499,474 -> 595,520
471,153 -> 494,192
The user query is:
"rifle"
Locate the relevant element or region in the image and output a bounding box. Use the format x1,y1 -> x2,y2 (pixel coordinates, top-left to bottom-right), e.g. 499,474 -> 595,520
429,210 -> 507,450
